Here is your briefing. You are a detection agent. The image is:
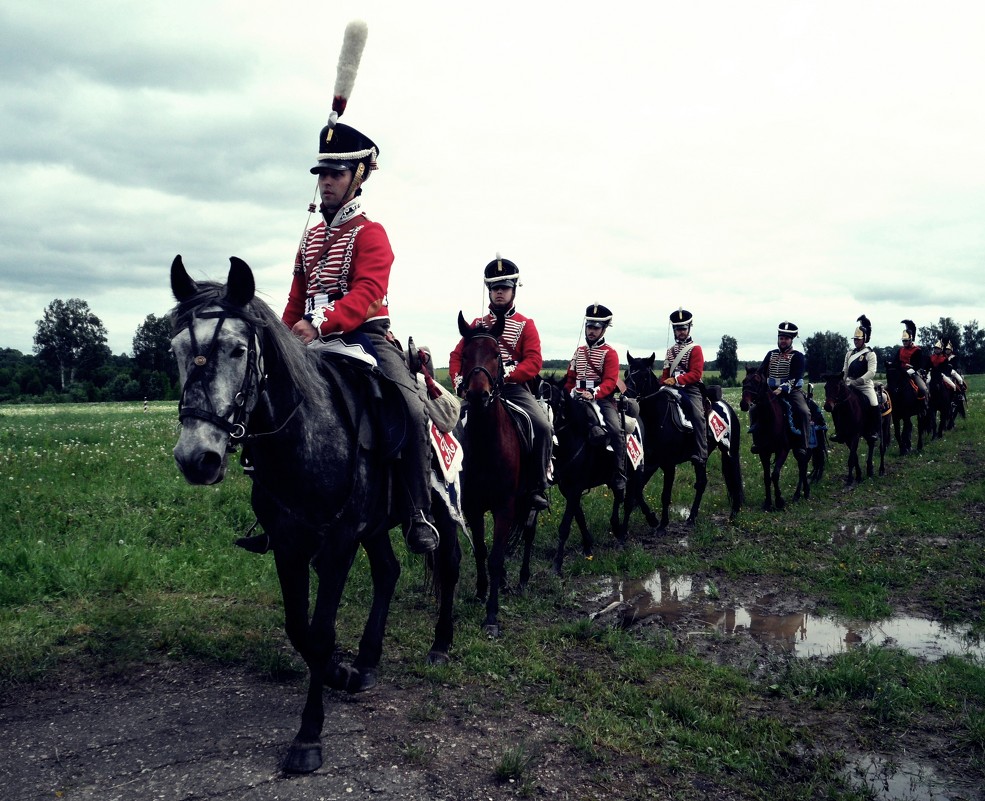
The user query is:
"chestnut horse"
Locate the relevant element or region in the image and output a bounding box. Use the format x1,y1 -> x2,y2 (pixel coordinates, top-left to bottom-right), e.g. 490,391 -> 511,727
456,312 -> 538,637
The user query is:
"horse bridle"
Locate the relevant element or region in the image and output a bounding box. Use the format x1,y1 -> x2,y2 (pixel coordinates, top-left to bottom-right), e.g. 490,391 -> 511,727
176,305 -> 265,446
461,332 -> 505,398
624,365 -> 660,403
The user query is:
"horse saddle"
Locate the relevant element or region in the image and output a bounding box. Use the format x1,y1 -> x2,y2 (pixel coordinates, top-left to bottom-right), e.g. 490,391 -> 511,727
658,386 -> 694,431
317,333 -> 408,461
501,398 -> 535,453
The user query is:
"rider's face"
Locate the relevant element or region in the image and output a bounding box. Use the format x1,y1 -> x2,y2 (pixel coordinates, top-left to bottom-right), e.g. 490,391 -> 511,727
673,325 -> 689,342
777,334 -> 793,350
488,285 -> 515,311
317,168 -> 354,210
585,323 -> 604,344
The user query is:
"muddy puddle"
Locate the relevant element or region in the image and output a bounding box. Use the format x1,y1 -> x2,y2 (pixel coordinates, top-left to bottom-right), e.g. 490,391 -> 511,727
591,571 -> 984,661
844,753 -> 962,801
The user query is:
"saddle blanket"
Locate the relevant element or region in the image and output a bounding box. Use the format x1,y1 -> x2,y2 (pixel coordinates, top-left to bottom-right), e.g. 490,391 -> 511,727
626,425 -> 644,470
429,421 -> 463,482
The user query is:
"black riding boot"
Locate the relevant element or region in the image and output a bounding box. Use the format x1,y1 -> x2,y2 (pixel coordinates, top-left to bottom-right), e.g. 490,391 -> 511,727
865,406 -> 880,444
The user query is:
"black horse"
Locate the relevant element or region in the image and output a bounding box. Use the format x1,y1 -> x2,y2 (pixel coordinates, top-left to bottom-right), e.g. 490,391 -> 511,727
456,312 -> 538,638
885,363 -> 928,455
170,256 -> 463,773
623,353 -> 744,532
740,367 -> 812,511
539,374 -> 638,574
928,365 -> 958,439
822,373 -> 890,482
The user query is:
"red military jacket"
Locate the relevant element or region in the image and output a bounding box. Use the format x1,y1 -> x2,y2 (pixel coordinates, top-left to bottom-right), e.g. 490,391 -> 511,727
563,341 -> 620,400
281,200 -> 393,336
897,343 -> 924,371
449,306 -> 543,391
660,339 -> 705,386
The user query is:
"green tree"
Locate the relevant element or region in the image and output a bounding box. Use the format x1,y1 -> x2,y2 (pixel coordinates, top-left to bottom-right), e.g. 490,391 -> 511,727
961,320 -> 985,373
132,314 -> 178,382
921,317 -> 961,351
33,299 -> 109,390
803,331 -> 848,381
716,334 -> 739,384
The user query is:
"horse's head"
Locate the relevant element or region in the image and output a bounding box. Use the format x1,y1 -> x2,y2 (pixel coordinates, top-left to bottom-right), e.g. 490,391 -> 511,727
821,372 -> 847,414
170,255 -> 265,485
739,366 -> 765,412
624,351 -> 658,400
457,311 -> 506,406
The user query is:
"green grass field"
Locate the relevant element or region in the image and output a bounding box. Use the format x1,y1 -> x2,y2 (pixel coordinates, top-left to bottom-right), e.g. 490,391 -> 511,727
1,377 -> 983,798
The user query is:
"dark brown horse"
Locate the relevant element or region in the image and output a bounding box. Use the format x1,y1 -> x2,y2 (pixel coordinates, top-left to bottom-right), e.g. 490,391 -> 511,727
928,365 -> 958,439
170,257 -> 463,774
539,374 -> 636,574
456,312 -> 537,638
822,373 -> 890,482
885,363 -> 927,455
740,367 -> 811,511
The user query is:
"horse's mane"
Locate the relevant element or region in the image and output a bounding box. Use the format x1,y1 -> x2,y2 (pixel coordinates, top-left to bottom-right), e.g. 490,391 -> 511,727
169,281 -> 328,406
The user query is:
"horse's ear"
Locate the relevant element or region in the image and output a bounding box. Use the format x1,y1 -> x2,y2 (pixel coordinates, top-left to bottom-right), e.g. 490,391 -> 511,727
490,313 -> 506,339
171,255 -> 198,302
647,353 -> 656,366
225,257 -> 256,307
626,350 -> 633,362
457,311 -> 470,338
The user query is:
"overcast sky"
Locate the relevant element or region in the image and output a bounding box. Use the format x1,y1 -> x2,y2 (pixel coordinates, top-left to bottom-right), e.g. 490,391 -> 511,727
2,1 -> 984,366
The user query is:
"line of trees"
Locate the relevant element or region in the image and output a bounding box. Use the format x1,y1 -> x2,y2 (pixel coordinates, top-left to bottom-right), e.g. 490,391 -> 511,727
1,299 -> 178,404
2,299 -> 983,403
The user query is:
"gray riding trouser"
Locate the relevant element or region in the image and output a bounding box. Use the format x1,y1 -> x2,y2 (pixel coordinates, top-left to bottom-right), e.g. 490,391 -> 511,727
362,320 -> 432,520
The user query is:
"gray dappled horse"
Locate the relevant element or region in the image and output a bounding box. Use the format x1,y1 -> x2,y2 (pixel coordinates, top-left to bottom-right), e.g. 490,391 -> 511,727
170,256 -> 462,774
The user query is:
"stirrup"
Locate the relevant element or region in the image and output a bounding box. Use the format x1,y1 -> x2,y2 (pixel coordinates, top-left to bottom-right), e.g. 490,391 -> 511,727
405,512 -> 439,555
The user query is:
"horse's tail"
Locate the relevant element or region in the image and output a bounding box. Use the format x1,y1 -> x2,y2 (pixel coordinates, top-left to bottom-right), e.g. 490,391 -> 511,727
722,406 -> 745,510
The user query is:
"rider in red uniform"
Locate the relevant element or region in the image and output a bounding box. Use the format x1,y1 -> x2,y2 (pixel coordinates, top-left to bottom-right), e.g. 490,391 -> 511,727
280,122 -> 439,554
660,308 -> 707,465
449,256 -> 552,510
564,304 -> 625,489
895,319 -> 930,405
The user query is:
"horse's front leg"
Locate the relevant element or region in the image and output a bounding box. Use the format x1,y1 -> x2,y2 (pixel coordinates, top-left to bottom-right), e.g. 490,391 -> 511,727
760,454 -> 776,511
772,452 -> 788,508
575,498 -> 595,559
607,488 -> 623,549
864,439 -> 876,479
427,496 -> 462,665
687,461 -> 708,524
276,539 -> 357,775
553,494 -> 578,575
517,508 -> 537,591
657,467 -> 673,531
465,507 -> 488,602
349,530 -> 401,688
482,507 -> 513,638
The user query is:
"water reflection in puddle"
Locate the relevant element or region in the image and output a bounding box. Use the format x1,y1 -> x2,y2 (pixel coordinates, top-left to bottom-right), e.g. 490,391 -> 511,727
846,754 -> 959,801
591,571 -> 984,661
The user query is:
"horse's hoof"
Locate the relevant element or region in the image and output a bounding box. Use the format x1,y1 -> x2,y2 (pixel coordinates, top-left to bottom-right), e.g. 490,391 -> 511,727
552,561 -> 563,577
482,623 -> 501,639
427,650 -> 450,666
583,551 -> 594,561
355,668 -> 377,693
284,739 -> 322,774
